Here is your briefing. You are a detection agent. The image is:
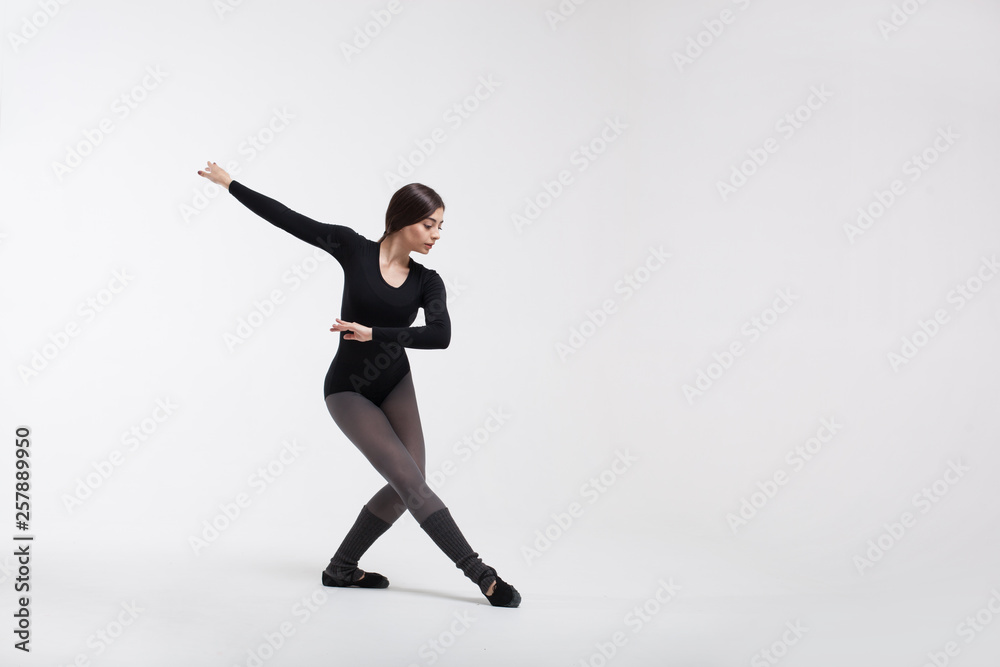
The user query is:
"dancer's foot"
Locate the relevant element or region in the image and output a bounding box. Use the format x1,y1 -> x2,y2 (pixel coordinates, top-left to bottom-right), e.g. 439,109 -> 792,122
479,568 -> 520,607
322,566 -> 389,588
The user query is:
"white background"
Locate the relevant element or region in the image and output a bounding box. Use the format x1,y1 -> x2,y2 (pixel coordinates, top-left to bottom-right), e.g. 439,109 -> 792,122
2,1 -> 999,665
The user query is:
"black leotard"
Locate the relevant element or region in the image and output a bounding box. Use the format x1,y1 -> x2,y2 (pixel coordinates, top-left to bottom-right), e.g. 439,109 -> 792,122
228,180 -> 451,406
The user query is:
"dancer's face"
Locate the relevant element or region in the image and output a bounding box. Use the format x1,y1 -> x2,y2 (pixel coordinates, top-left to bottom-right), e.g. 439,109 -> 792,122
402,207 -> 443,254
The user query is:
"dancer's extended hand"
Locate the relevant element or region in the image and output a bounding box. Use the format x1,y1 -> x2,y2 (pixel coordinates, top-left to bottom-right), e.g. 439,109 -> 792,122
331,318 -> 372,342
197,160 -> 233,188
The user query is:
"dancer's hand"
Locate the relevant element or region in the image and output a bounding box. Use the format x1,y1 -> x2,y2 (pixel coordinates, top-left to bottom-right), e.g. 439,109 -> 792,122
331,318 -> 372,342
197,160 -> 233,188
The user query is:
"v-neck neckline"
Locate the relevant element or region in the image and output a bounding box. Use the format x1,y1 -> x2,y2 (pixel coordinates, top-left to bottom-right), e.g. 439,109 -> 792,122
376,243 -> 413,290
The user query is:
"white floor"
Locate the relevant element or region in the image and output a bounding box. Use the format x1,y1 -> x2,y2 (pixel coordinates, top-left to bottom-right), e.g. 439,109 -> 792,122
17,522 -> 1000,667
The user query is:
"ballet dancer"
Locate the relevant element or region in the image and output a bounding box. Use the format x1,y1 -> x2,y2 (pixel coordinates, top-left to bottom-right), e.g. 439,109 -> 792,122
196,161 -> 520,608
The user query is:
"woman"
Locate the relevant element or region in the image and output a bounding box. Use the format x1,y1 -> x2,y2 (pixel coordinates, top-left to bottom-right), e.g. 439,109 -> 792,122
196,161 -> 520,608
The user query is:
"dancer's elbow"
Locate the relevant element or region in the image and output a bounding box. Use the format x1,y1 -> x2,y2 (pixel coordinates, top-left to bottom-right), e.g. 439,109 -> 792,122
435,328 -> 451,349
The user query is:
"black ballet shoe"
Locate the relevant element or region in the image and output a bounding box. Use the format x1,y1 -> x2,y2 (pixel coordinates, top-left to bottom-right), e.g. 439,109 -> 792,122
479,568 -> 520,608
322,567 -> 389,588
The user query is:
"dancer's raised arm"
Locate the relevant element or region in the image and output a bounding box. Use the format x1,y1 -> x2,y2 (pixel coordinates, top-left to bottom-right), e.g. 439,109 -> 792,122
197,160 -> 362,260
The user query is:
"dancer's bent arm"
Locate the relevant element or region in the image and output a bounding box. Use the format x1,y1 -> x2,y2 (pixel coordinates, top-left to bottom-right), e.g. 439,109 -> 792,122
371,270 -> 451,349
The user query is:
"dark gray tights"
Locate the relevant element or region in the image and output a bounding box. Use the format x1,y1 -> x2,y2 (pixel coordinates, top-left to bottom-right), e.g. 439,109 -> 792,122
325,372 -> 445,524
324,373 -> 496,594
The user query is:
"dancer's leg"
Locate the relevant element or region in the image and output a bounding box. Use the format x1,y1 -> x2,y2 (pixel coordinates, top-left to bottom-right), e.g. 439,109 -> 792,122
368,378 -> 499,596
324,504 -> 391,586
418,508 -> 520,606
324,375 -> 426,585
325,385 -> 520,606
363,373 -> 427,523
325,389 -> 445,523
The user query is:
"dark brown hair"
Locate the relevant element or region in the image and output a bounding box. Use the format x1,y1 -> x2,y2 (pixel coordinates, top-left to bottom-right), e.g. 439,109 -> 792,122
378,183 -> 445,243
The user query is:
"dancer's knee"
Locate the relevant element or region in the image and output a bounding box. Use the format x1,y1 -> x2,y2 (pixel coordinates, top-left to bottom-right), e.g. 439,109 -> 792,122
385,470 -> 438,515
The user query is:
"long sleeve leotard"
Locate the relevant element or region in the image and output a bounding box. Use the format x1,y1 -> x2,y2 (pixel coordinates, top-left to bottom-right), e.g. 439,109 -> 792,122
228,180 -> 451,406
